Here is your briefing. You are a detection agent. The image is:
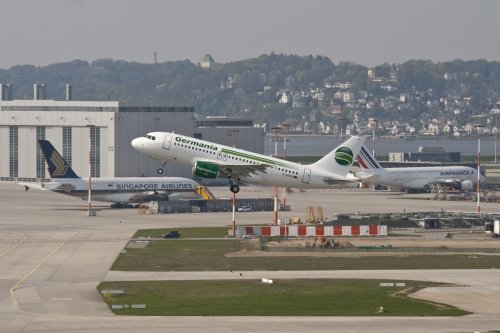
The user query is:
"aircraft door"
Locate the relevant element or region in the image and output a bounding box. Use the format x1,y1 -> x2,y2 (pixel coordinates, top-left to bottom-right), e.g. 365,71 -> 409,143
217,151 -> 228,161
162,133 -> 173,150
301,168 -> 311,184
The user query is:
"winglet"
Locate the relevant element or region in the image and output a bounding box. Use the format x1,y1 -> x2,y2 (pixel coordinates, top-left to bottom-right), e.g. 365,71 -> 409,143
38,140 -> 79,178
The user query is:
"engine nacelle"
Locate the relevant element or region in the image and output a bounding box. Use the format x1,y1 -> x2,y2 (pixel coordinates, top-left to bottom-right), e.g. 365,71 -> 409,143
193,161 -> 220,179
457,180 -> 474,190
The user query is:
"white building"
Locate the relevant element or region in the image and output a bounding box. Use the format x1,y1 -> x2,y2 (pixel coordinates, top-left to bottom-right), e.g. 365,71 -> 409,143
0,99 -> 264,182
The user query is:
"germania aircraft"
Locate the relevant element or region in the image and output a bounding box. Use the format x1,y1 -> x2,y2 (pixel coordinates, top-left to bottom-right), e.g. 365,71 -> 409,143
19,140 -> 200,207
131,132 -> 365,193
355,145 -> 485,191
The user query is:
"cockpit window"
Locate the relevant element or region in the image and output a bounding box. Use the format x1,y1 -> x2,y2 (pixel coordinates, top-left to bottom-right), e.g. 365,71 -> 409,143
144,135 -> 156,141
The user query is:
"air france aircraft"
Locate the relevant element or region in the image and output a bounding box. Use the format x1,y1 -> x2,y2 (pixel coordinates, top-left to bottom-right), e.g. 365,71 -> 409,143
19,140 -> 200,207
131,132 -> 365,193
355,145 -> 485,191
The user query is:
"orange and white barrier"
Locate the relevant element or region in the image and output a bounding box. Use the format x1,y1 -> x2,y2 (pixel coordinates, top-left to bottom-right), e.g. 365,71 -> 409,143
236,225 -> 387,237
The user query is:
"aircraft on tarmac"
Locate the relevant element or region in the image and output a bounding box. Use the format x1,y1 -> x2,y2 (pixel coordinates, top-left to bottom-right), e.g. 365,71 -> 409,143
19,140 -> 201,208
355,145 -> 485,192
131,132 -> 365,193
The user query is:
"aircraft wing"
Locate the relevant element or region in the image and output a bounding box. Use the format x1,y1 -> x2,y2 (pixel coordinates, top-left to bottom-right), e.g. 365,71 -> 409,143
194,158 -> 270,178
352,171 -> 376,182
425,178 -> 474,189
427,179 -> 462,185
21,181 -> 75,192
17,182 -> 48,191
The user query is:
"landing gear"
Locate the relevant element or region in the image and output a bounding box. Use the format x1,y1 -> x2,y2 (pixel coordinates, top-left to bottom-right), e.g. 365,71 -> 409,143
230,184 -> 240,194
157,161 -> 166,175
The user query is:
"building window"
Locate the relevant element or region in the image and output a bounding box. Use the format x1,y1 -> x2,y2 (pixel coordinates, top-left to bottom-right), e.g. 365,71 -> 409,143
90,127 -> 100,177
9,126 -> 18,178
36,127 -> 46,178
62,127 -> 72,166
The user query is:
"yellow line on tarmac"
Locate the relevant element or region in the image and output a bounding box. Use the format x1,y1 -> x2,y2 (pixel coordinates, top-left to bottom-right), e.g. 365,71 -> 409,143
0,232 -> 26,257
9,232 -> 77,309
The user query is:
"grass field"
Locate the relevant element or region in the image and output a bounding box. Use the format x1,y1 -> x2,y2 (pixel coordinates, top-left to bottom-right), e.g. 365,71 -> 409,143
113,234 -> 500,271
98,279 -> 467,316
104,227 -> 495,316
133,227 -> 229,239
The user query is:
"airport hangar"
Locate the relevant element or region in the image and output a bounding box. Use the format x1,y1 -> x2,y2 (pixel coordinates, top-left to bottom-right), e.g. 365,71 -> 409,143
0,85 -> 265,183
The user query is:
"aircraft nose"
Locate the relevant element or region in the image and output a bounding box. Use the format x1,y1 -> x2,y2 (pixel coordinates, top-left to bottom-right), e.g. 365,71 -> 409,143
131,137 -> 143,151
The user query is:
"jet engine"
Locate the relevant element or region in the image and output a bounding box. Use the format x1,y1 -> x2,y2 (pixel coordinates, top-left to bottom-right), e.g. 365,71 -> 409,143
454,180 -> 474,190
193,161 -> 220,179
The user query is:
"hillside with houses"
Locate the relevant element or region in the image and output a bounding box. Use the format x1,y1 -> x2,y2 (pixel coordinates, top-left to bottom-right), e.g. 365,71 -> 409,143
0,54 -> 499,137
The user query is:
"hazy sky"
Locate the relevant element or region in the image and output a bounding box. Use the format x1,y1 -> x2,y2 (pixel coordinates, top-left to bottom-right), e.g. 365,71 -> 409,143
1,0 -> 498,69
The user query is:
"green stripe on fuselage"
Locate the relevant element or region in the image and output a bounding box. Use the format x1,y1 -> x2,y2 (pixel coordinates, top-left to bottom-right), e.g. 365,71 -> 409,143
220,148 -> 296,169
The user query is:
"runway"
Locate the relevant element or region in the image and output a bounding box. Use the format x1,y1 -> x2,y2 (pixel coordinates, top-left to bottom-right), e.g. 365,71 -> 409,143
1,182 -> 499,332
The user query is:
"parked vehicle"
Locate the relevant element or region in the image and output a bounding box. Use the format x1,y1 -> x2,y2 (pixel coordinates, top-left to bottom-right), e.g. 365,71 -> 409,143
237,206 -> 253,212
163,231 -> 181,239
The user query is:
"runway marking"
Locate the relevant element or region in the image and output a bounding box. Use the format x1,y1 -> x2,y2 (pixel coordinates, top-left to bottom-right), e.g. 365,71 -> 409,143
9,231 -> 77,309
0,232 -> 26,257
51,298 -> 73,301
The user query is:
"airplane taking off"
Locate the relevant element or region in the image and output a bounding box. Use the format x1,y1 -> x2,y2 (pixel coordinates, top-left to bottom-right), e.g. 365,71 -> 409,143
19,140 -> 200,207
355,145 -> 485,191
131,132 -> 365,193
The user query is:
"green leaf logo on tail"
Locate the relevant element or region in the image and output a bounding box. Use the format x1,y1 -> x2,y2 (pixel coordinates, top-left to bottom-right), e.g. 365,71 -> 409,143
334,147 -> 353,166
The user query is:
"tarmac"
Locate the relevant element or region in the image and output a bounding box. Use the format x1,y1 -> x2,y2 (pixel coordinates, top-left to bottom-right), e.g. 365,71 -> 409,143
1,182 -> 500,333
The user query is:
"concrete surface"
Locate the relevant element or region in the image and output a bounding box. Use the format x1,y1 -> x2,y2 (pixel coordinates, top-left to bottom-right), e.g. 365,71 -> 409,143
1,182 -> 499,333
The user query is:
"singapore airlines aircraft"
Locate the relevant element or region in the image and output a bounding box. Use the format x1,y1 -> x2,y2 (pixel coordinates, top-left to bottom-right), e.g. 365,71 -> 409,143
355,145 -> 485,191
131,132 -> 365,193
19,140 -> 200,207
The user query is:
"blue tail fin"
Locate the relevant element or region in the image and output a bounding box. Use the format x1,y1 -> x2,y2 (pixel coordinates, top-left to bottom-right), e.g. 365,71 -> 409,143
38,140 -> 79,178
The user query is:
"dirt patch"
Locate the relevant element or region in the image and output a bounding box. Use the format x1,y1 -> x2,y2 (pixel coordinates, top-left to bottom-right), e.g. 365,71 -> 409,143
126,240 -> 150,248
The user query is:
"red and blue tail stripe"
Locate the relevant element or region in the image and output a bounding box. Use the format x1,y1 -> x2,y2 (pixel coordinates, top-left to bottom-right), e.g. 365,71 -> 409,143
357,146 -> 382,170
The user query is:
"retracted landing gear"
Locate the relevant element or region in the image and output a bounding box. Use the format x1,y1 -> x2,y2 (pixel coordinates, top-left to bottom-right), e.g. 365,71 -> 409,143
157,161 -> 166,175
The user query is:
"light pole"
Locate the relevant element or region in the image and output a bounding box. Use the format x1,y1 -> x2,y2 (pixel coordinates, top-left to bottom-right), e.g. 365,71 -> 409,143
475,124 -> 484,221
339,117 -> 344,141
271,126 -> 282,225
229,128 -> 240,237
281,123 -> 290,207
229,129 -> 240,147
86,125 -> 95,217
272,126 -> 281,158
494,110 -> 499,164
281,123 -> 290,160
371,119 -> 377,157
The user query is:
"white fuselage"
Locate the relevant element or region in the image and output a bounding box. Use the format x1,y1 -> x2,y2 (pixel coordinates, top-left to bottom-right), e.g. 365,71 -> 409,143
357,166 -> 484,190
132,132 -> 355,189
34,177 -> 199,203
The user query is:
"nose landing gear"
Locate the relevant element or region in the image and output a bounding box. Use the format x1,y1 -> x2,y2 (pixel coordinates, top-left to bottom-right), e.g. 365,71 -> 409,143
157,161 -> 166,175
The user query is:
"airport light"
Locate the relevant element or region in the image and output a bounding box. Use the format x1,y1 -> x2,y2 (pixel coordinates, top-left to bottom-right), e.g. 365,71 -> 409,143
86,125 -> 95,217
475,124 -> 484,221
